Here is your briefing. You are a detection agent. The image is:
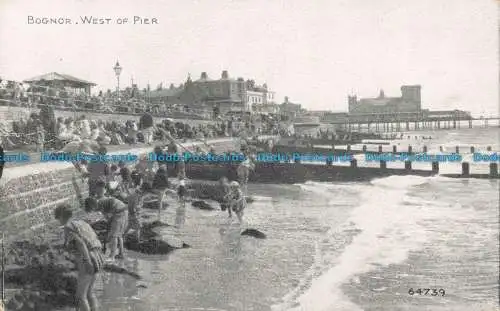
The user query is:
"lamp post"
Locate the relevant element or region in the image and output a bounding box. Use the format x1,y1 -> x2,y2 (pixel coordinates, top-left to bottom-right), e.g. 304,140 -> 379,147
113,61 -> 122,99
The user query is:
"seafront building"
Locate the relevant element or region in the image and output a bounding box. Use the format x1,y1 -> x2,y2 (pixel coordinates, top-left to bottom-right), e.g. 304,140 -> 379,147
149,70 -> 279,116
321,85 -> 471,124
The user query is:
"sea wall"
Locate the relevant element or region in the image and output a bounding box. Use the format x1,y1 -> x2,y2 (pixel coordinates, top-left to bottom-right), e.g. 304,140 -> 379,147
0,106 -> 215,126
0,138 -> 239,241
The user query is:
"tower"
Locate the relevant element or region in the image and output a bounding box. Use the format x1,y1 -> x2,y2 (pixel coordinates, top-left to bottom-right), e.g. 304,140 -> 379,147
348,95 -> 357,113
401,85 -> 421,111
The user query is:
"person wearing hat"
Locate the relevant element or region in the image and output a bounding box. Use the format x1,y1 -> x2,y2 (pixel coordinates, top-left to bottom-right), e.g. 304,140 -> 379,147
229,181 -> 246,223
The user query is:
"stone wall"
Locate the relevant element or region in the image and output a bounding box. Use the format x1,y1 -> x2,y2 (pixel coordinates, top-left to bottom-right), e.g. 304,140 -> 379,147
0,138 -> 239,241
0,106 -> 215,126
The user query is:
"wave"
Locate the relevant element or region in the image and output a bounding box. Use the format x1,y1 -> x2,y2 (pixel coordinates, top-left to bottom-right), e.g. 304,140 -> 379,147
272,175 -> 436,311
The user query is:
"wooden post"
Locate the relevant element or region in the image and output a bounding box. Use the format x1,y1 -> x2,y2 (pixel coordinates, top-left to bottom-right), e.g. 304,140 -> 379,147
490,163 -> 498,177
432,161 -> 439,173
461,162 -> 470,176
380,160 -> 387,169
404,161 -> 412,171
350,159 -> 357,168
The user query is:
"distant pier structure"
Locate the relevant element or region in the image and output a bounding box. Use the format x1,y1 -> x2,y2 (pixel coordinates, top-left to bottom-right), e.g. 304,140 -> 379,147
321,85 -> 499,131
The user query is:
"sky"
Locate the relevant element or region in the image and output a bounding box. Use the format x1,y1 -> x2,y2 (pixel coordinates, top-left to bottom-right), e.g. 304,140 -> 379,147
0,0 -> 498,116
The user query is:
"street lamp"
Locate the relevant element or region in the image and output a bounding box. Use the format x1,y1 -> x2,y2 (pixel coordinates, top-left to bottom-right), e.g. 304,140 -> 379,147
113,61 -> 122,99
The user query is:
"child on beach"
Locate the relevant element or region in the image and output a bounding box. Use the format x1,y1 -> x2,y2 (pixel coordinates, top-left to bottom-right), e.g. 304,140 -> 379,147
124,182 -> 147,242
229,181 -> 246,223
219,177 -> 232,217
117,161 -> 132,193
173,177 -> 188,228
54,203 -> 104,311
176,177 -> 187,206
85,183 -> 128,260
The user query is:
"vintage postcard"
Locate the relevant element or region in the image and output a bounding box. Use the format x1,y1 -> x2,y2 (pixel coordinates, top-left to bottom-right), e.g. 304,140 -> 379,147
0,0 -> 498,310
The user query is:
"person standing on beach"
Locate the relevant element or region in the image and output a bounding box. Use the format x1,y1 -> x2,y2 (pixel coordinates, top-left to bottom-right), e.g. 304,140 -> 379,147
86,146 -> 110,197
139,112 -> 154,145
54,203 -> 104,311
219,177 -> 232,217
237,154 -> 255,197
229,181 -> 246,223
85,182 -> 128,260
124,182 -> 146,241
117,160 -> 133,193
174,177 -> 188,228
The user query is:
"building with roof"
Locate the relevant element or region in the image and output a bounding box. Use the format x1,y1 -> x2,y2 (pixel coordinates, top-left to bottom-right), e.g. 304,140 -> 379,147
179,71 -> 277,115
148,83 -> 184,107
279,96 -> 303,119
23,72 -> 96,95
348,85 -> 422,115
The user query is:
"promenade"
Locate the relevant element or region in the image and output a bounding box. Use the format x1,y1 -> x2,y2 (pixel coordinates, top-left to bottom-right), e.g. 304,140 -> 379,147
0,137 -> 237,185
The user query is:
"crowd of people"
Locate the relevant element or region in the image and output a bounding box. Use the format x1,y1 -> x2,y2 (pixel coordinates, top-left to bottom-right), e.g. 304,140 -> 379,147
0,78 -> 180,116
52,138 -> 252,310
1,108 -> 269,152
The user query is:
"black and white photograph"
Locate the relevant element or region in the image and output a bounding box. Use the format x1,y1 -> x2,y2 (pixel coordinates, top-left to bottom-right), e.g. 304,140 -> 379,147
0,0 -> 499,310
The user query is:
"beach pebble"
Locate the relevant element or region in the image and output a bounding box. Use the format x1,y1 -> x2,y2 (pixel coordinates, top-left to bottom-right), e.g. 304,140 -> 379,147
191,200 -> 215,210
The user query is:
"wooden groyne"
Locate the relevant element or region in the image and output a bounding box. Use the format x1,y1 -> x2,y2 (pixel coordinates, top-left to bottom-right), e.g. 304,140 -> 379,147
167,158 -> 499,183
166,161 -> 437,183
441,162 -> 499,179
270,143 -> 497,157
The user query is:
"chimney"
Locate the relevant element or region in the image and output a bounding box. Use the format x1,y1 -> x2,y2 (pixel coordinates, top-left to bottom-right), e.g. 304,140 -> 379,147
200,72 -> 208,80
221,70 -> 229,79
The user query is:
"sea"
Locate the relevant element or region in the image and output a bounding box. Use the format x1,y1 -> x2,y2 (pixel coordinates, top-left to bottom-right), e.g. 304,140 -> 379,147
96,127 -> 499,311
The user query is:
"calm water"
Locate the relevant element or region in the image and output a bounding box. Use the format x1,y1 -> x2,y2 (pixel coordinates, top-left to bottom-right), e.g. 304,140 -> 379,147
96,127 -> 500,311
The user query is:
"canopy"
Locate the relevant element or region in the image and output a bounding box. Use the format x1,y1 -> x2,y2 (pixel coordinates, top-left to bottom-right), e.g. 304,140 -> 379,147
23,72 -> 96,88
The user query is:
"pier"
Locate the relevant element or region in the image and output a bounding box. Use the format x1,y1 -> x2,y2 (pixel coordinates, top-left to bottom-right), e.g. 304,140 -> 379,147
323,115 -> 500,132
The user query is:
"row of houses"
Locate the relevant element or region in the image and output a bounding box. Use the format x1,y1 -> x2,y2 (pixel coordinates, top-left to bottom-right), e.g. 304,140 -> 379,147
147,70 -> 303,118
